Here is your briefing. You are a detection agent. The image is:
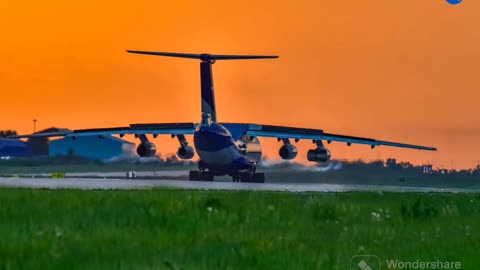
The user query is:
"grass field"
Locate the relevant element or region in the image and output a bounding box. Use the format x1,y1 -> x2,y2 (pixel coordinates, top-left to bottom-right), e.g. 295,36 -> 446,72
0,189 -> 478,269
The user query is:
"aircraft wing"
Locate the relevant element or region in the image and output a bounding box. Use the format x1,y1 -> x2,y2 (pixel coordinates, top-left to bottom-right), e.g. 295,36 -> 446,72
222,123 -> 437,151
11,123 -> 197,139
12,122 -> 436,151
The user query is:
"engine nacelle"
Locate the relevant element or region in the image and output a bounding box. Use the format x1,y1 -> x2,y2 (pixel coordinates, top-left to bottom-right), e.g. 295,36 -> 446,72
238,135 -> 262,162
307,147 -> 331,163
136,142 -> 157,157
177,145 -> 195,159
279,144 -> 298,160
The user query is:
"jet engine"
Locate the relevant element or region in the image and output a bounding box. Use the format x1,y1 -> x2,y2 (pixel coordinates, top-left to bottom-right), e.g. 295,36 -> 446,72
307,147 -> 331,163
238,135 -> 262,162
136,142 -> 157,157
279,144 -> 298,160
177,145 -> 195,159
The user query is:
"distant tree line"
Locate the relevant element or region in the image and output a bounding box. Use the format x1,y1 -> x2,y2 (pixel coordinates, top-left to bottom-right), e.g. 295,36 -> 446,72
385,158 -> 416,171
0,130 -> 17,138
356,158 -> 480,175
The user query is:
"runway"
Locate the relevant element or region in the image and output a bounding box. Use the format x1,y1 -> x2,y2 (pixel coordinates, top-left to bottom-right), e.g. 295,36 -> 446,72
0,176 -> 478,193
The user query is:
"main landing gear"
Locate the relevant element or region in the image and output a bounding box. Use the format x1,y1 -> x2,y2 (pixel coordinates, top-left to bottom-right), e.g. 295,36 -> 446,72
189,161 -> 265,183
189,161 -> 214,181
188,170 -> 265,183
232,172 -> 265,183
189,170 -> 214,181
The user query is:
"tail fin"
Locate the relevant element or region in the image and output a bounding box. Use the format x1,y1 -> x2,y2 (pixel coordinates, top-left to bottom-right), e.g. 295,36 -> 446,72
126,50 -> 278,122
200,61 -> 216,122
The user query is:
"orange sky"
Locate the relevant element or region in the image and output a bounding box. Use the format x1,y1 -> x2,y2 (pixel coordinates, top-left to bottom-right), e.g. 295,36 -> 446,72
1,1 -> 479,169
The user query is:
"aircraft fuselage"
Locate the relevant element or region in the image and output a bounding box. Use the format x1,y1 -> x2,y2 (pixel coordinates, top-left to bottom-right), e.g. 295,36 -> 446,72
193,122 -> 256,176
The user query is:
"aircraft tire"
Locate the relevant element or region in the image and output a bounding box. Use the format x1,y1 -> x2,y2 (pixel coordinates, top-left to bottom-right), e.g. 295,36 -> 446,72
252,173 -> 265,183
189,171 -> 214,181
189,171 -> 200,181
202,172 -> 214,181
239,173 -> 265,183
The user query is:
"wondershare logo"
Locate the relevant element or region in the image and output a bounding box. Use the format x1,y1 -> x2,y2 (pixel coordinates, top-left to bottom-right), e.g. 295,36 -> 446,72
358,260 -> 374,270
351,255 -> 381,270
350,255 -> 462,270
446,0 -> 462,4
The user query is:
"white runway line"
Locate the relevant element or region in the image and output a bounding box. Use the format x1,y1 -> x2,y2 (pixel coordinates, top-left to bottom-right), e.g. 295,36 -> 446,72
0,177 -> 478,193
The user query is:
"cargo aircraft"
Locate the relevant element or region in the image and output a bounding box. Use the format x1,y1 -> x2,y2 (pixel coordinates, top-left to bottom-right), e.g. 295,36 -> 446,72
14,50 -> 437,182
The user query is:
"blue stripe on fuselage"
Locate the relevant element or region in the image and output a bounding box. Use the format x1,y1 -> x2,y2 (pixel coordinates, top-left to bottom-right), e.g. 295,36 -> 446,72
194,123 -> 234,152
198,155 -> 254,176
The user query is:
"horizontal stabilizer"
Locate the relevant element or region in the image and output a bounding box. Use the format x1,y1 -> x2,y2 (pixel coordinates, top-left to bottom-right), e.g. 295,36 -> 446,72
126,50 -> 278,61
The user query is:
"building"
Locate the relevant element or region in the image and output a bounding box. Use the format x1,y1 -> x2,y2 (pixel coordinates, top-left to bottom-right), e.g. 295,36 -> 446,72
29,127 -> 72,157
0,139 -> 32,157
421,165 -> 433,174
49,135 -> 135,161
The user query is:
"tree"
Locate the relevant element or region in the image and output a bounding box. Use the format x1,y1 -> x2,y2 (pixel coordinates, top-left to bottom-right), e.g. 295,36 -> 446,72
473,165 -> 480,175
385,158 -> 398,169
398,161 -> 414,169
0,130 -> 17,138
165,154 -> 179,164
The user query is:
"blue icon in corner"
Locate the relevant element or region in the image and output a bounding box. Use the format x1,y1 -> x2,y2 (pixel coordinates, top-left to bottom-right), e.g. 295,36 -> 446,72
446,0 -> 462,5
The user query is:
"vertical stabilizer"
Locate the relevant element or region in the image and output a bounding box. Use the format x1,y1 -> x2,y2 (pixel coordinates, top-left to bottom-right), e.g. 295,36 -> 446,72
200,61 -> 217,122
126,50 -> 278,123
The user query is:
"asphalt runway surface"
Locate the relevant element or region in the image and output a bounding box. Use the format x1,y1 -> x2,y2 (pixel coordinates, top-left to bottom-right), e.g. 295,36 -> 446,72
0,172 -> 478,193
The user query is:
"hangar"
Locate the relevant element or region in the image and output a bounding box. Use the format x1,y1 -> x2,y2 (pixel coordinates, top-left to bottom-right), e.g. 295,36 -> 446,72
0,139 -> 32,157
49,135 -> 135,161
29,128 -> 72,157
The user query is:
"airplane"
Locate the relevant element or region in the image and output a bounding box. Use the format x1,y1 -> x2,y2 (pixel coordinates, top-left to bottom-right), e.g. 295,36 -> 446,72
13,50 -> 437,182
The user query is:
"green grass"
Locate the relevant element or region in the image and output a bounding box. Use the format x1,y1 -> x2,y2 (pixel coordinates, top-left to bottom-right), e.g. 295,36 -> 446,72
0,189 -> 479,269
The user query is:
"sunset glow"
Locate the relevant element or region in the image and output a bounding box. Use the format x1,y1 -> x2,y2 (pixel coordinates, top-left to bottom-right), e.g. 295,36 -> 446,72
1,1 -> 478,169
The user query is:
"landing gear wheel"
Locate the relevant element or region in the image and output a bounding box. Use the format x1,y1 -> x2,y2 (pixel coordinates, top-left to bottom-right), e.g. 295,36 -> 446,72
252,173 -> 265,183
189,170 -> 200,181
189,170 -> 214,181
202,172 -> 214,181
237,173 -> 265,183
